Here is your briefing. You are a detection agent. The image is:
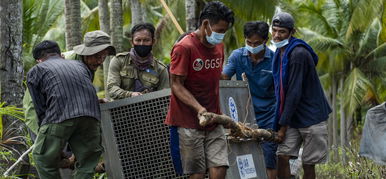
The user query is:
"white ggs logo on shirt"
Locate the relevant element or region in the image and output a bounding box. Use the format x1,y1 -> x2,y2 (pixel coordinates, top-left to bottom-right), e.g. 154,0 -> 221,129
192,58 -> 221,71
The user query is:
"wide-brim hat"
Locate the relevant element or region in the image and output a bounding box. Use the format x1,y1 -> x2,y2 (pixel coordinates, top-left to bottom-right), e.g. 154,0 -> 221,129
73,30 -> 116,56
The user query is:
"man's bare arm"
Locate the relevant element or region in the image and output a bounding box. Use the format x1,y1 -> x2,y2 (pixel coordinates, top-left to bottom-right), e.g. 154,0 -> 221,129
170,74 -> 206,114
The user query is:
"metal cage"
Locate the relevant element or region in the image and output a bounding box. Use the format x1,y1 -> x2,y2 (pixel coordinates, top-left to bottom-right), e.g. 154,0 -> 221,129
100,80 -> 267,179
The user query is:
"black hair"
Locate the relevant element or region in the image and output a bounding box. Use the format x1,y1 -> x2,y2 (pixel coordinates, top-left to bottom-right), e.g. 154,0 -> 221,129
244,21 -> 269,40
131,23 -> 156,39
32,40 -> 61,60
198,1 -> 234,27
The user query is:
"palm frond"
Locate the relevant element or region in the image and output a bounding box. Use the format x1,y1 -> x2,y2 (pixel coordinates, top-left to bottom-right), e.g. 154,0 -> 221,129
22,0 -> 64,53
34,0 -> 64,50
356,18 -> 382,59
0,102 -> 24,140
380,2 -> 386,43
319,73 -> 331,91
221,0 -> 277,22
0,103 -> 24,121
342,68 -> 378,116
81,7 -> 100,34
365,42 -> 386,58
300,27 -> 344,51
365,56 -> 386,76
346,0 -> 383,40
297,1 -> 338,37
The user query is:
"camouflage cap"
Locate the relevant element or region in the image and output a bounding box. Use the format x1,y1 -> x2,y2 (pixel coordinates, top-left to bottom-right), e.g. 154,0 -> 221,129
272,12 -> 295,30
73,30 -> 116,56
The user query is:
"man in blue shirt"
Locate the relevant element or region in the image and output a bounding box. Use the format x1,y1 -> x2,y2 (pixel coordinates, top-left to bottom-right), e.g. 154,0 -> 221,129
271,12 -> 331,179
221,21 -> 277,179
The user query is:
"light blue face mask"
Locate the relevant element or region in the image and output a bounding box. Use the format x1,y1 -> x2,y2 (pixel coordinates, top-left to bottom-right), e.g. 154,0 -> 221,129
271,39 -> 289,48
245,43 -> 265,54
205,24 -> 225,45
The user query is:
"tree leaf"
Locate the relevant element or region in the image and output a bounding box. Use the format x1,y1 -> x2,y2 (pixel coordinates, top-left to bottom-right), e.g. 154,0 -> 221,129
343,68 -> 378,116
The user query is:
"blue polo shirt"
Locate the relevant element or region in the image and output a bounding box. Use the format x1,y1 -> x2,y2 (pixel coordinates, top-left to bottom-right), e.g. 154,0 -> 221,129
223,47 -> 276,129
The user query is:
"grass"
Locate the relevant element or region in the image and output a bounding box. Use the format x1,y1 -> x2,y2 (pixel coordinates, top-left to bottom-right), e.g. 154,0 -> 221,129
315,126 -> 386,178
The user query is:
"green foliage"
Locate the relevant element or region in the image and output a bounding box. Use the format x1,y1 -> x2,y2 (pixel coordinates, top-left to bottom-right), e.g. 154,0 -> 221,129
343,68 -> 378,116
316,129 -> 386,178
22,0 -> 64,72
93,173 -> 106,179
380,2 -> 386,43
0,102 -> 30,177
0,103 -> 24,140
346,0 -> 383,40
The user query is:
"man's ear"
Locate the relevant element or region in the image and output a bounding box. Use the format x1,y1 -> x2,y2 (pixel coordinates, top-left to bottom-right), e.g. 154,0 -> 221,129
290,28 -> 296,36
202,19 -> 210,28
202,19 -> 211,35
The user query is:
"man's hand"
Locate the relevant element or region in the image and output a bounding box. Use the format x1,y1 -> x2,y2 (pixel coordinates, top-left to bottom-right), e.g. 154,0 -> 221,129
277,126 -> 288,143
197,107 -> 207,122
131,92 -> 143,97
98,98 -> 109,103
197,107 -> 207,116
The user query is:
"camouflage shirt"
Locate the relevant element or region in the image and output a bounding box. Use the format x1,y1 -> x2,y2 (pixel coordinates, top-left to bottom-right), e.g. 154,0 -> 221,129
107,52 -> 170,100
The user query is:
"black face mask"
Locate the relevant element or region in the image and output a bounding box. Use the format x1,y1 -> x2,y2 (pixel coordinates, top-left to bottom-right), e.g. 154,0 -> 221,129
134,45 -> 152,57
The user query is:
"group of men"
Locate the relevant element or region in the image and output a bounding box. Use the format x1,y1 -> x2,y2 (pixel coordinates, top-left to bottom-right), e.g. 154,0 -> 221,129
24,1 -> 331,179
24,23 -> 169,178
165,1 -> 331,179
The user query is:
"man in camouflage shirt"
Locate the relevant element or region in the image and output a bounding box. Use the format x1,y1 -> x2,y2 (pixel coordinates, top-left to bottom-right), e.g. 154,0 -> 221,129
107,23 -> 169,100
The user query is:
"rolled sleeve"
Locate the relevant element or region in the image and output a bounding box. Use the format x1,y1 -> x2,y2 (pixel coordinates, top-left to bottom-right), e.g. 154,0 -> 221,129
107,56 -> 132,99
222,51 -> 238,78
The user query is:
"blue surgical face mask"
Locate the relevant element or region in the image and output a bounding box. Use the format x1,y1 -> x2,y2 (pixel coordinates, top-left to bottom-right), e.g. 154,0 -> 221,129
271,39 -> 289,48
205,24 -> 225,45
245,43 -> 265,54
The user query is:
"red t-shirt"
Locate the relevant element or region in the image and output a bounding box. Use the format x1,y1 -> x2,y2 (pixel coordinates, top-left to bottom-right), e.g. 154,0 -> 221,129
165,32 -> 224,130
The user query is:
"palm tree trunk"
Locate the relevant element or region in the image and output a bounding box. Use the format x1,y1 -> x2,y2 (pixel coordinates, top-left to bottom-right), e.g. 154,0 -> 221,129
140,2 -> 147,23
0,0 -> 29,175
339,77 -> 347,164
185,0 -> 197,32
327,87 -> 332,147
346,114 -> 354,143
99,0 -> 111,99
99,0 -> 110,34
64,0 -> 82,50
153,16 -> 168,56
110,0 -> 123,53
130,0 -> 145,26
0,0 -> 24,106
346,106 -> 360,142
331,76 -> 339,162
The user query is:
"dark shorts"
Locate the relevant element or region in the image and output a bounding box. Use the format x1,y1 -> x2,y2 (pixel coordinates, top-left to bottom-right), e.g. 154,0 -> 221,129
261,141 -> 278,169
257,121 -> 277,169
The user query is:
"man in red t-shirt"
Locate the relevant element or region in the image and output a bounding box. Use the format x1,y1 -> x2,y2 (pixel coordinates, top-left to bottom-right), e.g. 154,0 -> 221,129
165,1 -> 234,179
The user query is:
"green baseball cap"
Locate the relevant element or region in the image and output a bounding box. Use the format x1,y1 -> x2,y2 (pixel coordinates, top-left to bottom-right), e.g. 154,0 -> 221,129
73,30 -> 116,56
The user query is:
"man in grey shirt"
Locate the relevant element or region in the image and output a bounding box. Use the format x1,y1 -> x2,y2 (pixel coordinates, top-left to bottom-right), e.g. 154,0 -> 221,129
27,38 -> 114,179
